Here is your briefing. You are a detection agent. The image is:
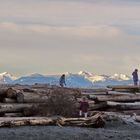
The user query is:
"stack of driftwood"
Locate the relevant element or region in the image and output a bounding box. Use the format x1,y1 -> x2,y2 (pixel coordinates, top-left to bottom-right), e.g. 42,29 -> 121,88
0,84 -> 140,127
0,85 -> 105,128
83,86 -> 140,116
0,86 -> 80,116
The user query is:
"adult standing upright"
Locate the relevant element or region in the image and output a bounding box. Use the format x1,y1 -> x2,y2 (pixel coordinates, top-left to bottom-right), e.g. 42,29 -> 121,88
132,69 -> 139,86
59,74 -> 66,87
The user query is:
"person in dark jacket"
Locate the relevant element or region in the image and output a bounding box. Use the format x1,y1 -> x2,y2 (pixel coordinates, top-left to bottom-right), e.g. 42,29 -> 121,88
79,96 -> 89,118
132,69 -> 139,86
59,74 -> 66,87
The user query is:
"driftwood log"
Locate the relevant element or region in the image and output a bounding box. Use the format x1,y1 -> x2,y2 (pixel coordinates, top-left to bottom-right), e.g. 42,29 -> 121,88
0,103 -> 38,114
4,113 -> 24,117
16,87 -> 81,103
57,113 -> 105,128
0,117 -> 54,127
135,115 -> 140,122
89,94 -> 140,102
107,101 -> 140,110
0,113 -> 105,128
89,102 -> 108,111
107,91 -> 133,95
16,92 -> 49,103
107,85 -> 140,93
3,98 -> 17,103
80,88 -> 108,94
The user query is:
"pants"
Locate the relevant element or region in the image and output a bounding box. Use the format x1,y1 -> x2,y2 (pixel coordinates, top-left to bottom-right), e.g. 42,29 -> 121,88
134,80 -> 138,86
79,110 -> 88,118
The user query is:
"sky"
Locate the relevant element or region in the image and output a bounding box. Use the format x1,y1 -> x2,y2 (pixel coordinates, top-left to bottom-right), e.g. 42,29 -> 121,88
0,0 -> 140,76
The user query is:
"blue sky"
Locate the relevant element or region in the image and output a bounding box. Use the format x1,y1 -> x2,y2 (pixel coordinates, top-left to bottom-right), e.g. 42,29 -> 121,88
0,0 -> 140,76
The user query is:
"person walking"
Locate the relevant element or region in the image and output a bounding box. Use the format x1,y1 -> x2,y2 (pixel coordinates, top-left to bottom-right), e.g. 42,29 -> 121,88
132,69 -> 139,86
59,74 -> 66,87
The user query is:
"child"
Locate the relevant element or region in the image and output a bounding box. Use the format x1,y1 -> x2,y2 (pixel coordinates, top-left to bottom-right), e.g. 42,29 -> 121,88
79,96 -> 89,118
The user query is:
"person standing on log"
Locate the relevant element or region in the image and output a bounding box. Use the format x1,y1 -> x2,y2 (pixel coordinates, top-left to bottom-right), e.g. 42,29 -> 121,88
79,97 -> 89,118
132,69 -> 139,86
59,74 -> 66,87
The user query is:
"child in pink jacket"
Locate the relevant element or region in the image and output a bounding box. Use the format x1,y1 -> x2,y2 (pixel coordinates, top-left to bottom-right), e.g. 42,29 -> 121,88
79,97 -> 89,118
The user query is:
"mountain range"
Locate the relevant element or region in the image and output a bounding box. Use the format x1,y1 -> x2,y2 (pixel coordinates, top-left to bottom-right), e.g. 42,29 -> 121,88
0,71 -> 133,88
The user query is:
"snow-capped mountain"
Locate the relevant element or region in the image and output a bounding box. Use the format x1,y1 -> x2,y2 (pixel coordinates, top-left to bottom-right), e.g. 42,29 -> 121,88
78,71 -> 131,82
78,71 -> 132,87
0,72 -> 16,84
13,73 -> 93,88
65,73 -> 93,88
78,71 -> 93,78
0,71 -> 133,87
13,73 -> 59,85
110,73 -> 130,81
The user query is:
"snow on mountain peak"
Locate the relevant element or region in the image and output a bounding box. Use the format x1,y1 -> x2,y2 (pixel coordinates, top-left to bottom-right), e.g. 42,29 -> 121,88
29,73 -> 45,77
89,75 -> 106,82
0,71 -> 132,87
78,71 -> 93,77
110,73 -> 131,81
0,72 -> 16,83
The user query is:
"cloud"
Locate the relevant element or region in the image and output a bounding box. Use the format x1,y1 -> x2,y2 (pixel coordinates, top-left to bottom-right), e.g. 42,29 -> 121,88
0,22 -> 123,38
0,0 -> 140,75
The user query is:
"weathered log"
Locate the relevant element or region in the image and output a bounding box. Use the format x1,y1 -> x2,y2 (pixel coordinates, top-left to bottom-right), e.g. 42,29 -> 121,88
0,114 -> 105,128
107,85 -> 140,93
22,88 -> 35,93
0,87 -> 48,103
89,94 -> 140,102
31,86 -> 82,97
0,103 -> 38,113
4,113 -> 24,117
57,113 -> 105,128
119,110 -> 140,115
135,115 -> 140,122
112,89 -> 137,93
6,88 -> 18,98
107,101 -> 140,110
0,117 -> 54,127
107,91 -> 133,95
21,97 -> 49,103
3,98 -> 17,103
17,92 -> 48,103
82,92 -> 108,96
89,102 -> 108,110
0,88 -> 9,97
0,88 -> 17,102
80,88 -> 109,93
107,85 -> 140,89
